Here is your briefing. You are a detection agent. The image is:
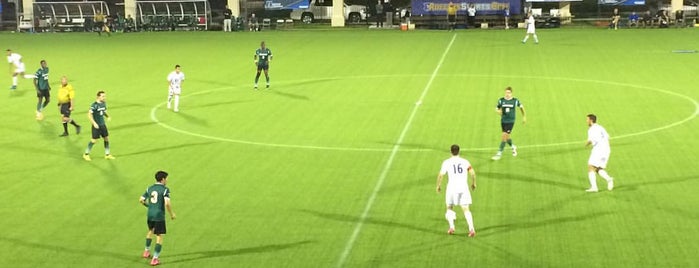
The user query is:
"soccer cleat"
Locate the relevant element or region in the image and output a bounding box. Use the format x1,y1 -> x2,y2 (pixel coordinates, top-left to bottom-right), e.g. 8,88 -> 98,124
266,83 -> 270,89
173,109 -> 179,112
468,231 -> 476,237
447,228 -> 455,235
607,180 -> 614,191
36,112 -> 44,121
83,154 -> 92,161
512,145 -> 518,157
59,132 -> 69,137
76,126 -> 82,134
105,154 -> 116,160
254,84 -> 258,90
150,258 -> 159,266
585,188 -> 599,193
10,85 -> 17,90
166,103 -> 171,109
142,250 -> 151,258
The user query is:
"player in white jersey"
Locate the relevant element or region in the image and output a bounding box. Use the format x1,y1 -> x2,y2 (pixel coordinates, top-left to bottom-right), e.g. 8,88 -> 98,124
522,12 -> 539,44
7,49 -> 31,90
166,65 -> 185,112
436,144 -> 477,237
585,114 -> 614,192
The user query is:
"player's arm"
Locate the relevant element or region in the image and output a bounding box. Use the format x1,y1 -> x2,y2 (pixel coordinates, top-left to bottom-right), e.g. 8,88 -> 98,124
519,105 -> 526,124
69,91 -> 75,111
469,166 -> 476,191
33,73 -> 39,90
495,106 -> 502,116
253,54 -> 258,65
139,195 -> 147,207
436,173 -> 445,193
88,110 -> 99,129
164,197 -> 176,220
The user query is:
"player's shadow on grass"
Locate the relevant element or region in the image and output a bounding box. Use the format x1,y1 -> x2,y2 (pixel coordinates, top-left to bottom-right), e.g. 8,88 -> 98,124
187,100 -> 256,110
174,111 -> 209,126
0,235 -> 139,264
477,211 -> 614,238
166,240 -> 314,264
110,121 -> 156,131
299,209 -> 441,235
8,89 -> 28,97
270,90 -> 310,101
118,141 -> 218,157
482,171 -> 580,191
612,174 -> 698,193
37,120 -> 58,140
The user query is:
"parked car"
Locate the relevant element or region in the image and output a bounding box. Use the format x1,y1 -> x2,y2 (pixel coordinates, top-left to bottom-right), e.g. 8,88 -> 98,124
290,0 -> 367,23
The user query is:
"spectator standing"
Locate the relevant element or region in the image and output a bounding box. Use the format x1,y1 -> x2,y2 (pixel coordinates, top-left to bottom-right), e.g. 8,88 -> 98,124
375,0 -> 385,28
466,4 -> 476,28
223,5 -> 233,32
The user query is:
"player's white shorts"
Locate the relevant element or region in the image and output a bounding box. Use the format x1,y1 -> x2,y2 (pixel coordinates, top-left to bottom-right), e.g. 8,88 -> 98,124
527,26 -> 536,34
588,149 -> 610,169
169,86 -> 181,95
445,191 -> 472,206
14,62 -> 26,73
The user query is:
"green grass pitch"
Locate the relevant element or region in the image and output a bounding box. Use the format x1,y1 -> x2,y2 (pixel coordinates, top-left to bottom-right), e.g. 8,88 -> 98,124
1,27 -> 697,267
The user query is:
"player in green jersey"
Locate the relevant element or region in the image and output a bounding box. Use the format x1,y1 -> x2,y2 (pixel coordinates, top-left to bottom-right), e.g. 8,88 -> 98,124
254,41 -> 272,89
33,60 -> 50,120
492,87 -> 526,160
140,171 -> 176,266
83,91 -> 115,161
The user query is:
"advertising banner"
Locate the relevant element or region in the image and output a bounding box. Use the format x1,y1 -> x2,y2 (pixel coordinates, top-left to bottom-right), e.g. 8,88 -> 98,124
598,0 -> 645,5
265,0 -> 310,10
411,0 -> 522,16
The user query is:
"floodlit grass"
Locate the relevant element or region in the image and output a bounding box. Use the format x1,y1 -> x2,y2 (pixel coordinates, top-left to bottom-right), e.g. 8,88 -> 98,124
0,27 -> 697,267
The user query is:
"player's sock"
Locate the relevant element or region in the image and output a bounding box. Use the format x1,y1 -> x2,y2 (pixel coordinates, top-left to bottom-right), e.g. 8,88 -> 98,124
104,141 -> 110,155
523,36 -> 529,43
499,141 -> 506,152
154,243 -> 162,258
42,99 -> 50,109
70,120 -> 79,127
255,73 -> 261,84
598,170 -> 613,182
445,210 -> 456,229
174,95 -> 180,111
265,76 -> 270,84
85,142 -> 95,154
36,101 -> 43,112
145,238 -> 152,250
588,171 -> 598,189
533,34 -> 539,43
464,211 -> 475,232
12,76 -> 18,86
63,123 -> 68,133
506,139 -> 513,146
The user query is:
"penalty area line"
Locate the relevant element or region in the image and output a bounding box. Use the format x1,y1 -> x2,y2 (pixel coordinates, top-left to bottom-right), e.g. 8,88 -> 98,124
335,34 -> 458,268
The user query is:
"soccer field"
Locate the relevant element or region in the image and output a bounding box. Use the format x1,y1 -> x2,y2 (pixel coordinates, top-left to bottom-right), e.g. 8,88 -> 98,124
1,28 -> 698,267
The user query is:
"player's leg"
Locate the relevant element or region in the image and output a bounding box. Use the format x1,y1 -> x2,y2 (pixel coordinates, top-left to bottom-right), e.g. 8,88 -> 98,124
61,115 -> 70,136
597,168 -> 614,190
460,205 -> 475,237
11,72 -> 19,89
523,33 -> 529,43
173,93 -> 180,112
586,164 -> 599,192
254,69 -> 262,89
143,224 -> 154,258
445,205 -> 457,234
444,193 -> 456,234
263,68 -> 270,88
36,94 -> 44,119
103,130 -> 115,159
533,33 -> 539,43
84,134 -> 98,160
151,221 -> 166,265
595,154 -> 613,190
167,89 -> 173,109
42,94 -> 50,111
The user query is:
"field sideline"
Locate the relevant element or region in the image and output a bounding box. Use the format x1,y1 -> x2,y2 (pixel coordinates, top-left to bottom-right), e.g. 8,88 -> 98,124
1,28 -> 698,267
